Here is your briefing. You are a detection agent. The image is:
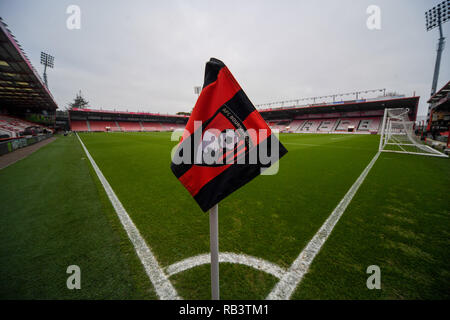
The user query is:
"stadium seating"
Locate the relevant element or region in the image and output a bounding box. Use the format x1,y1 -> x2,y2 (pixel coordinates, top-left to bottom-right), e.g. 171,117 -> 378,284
69,116 -> 382,134
117,121 -> 142,131
288,120 -> 306,132
70,120 -> 89,131
0,115 -> 48,138
299,119 -> 322,132
334,118 -> 361,132
141,122 -> 163,131
356,117 -> 381,132
267,121 -> 277,129
171,123 -> 186,131
159,122 -> 183,131
69,119 -> 187,132
288,117 -> 383,134
268,120 -> 291,132
89,121 -> 119,131
317,119 -> 338,132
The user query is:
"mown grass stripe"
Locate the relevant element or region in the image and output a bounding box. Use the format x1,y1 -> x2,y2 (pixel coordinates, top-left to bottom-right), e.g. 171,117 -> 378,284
76,133 -> 180,300
267,151 -> 381,300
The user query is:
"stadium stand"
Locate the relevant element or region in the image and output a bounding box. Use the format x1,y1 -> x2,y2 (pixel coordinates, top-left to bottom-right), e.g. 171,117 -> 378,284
141,122 -> 162,131
70,120 -> 89,132
317,119 -> 338,132
335,118 -> 361,132
299,119 -> 322,132
268,120 -> 291,132
260,95 -> 419,134
160,122 -> 185,131
0,18 -> 57,115
69,108 -> 188,132
287,120 -> 306,132
88,121 -> 118,132
0,17 -> 57,155
425,81 -> 450,152
67,94 -> 419,135
117,121 -> 142,132
357,117 -> 381,133
0,115 -> 50,138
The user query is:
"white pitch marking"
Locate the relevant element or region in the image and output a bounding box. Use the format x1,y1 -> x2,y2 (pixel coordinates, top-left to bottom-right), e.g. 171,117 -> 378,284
166,252 -> 287,279
76,133 -> 180,300
267,151 -> 381,300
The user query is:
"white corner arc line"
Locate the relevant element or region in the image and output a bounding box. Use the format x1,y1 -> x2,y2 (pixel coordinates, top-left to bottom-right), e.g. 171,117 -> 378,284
267,151 -> 381,300
76,133 -> 180,300
166,252 -> 287,280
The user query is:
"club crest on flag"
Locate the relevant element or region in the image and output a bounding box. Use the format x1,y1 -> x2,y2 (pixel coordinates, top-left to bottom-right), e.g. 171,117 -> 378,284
193,104 -> 254,166
171,58 -> 288,212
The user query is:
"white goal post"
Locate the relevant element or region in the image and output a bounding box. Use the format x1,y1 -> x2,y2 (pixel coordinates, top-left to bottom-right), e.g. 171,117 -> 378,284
378,108 -> 448,158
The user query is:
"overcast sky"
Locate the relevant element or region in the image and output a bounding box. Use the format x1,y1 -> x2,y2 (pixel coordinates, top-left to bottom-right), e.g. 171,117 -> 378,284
1,0 -> 449,116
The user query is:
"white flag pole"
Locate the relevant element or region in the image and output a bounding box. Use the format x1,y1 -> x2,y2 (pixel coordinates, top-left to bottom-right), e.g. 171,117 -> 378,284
209,203 -> 220,300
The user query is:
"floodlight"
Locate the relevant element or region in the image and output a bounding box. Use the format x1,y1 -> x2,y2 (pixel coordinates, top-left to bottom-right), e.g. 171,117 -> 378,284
40,51 -> 55,87
425,0 -> 449,31
40,52 -> 54,69
425,0 -> 449,122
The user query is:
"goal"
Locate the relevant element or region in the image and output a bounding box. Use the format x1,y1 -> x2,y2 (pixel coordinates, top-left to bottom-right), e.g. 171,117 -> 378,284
378,108 -> 448,158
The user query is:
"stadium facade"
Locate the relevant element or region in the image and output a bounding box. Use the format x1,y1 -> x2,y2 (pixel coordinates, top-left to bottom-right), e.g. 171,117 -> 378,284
69,108 -> 187,132
0,17 -> 56,154
69,95 -> 419,135
0,15 -> 423,143
426,80 -> 450,148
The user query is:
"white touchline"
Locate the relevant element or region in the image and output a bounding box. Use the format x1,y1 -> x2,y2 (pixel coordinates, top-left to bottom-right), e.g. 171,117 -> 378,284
76,134 -> 180,300
267,151 -> 381,300
166,252 -> 287,280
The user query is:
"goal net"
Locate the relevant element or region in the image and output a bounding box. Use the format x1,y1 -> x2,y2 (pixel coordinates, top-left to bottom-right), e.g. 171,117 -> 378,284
379,108 -> 448,158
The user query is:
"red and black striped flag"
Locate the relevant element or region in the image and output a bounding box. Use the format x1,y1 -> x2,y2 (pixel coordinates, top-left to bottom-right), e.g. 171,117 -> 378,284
171,58 -> 287,212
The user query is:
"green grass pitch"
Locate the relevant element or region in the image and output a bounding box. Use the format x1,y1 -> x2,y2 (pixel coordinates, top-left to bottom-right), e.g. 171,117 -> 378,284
0,132 -> 448,299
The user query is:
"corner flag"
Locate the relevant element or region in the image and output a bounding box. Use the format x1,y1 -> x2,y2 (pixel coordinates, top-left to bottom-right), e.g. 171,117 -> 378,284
171,58 -> 288,212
